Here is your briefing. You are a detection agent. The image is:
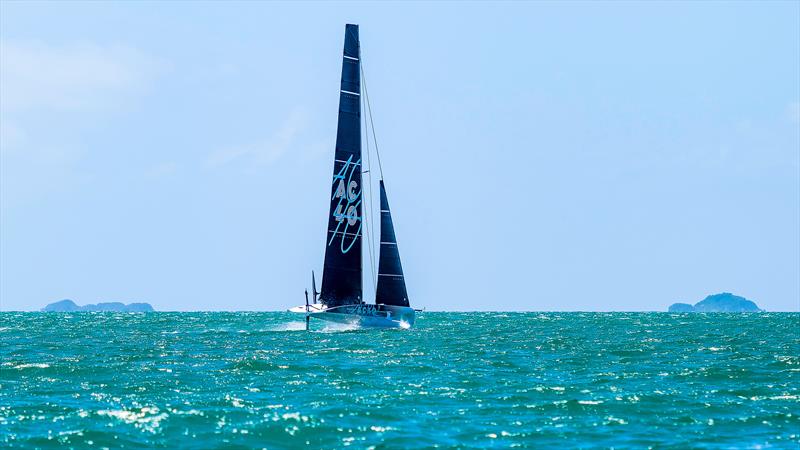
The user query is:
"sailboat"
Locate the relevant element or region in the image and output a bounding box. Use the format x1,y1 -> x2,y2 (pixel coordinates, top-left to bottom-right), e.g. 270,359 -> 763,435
289,24 -> 416,329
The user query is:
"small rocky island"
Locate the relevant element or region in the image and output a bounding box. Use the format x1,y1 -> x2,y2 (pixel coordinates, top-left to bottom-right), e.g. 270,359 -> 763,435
668,292 -> 762,312
42,299 -> 154,312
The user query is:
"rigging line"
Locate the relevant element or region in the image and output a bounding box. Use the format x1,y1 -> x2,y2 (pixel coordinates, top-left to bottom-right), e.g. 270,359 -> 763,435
363,111 -> 377,297
362,211 -> 376,300
360,62 -> 384,180
363,83 -> 376,298
360,54 -> 380,297
362,93 -> 376,298
360,50 -> 377,296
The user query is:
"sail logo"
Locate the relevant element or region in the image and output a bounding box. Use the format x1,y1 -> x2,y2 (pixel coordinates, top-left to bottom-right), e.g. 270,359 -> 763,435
329,155 -> 361,253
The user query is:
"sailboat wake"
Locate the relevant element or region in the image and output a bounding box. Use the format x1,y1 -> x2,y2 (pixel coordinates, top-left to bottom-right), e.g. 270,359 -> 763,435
265,321 -> 309,332
317,322 -> 363,333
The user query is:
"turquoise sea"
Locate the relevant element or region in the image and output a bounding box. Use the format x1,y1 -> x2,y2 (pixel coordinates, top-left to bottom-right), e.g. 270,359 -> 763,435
1,312 -> 798,448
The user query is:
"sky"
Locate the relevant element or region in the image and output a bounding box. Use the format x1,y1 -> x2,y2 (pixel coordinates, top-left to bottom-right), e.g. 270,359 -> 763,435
1,1 -> 798,312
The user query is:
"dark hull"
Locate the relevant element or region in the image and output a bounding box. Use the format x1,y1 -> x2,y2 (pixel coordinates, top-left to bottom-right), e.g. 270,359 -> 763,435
310,304 -> 415,328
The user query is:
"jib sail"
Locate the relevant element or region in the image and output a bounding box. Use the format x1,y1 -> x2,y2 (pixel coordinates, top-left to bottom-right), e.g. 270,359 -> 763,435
375,180 -> 410,307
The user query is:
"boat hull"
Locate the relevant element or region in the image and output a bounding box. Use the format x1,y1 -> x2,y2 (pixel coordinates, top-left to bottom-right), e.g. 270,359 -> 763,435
310,304 -> 415,328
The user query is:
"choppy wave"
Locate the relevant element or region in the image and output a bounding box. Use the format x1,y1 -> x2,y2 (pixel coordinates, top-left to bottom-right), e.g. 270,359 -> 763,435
1,312 -> 798,448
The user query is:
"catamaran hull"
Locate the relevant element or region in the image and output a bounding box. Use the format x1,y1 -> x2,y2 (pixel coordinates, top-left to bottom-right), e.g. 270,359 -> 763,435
310,304 -> 415,328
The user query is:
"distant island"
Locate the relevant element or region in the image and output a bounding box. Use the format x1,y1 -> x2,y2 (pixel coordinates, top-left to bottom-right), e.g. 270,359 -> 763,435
668,293 -> 762,312
42,299 -> 154,312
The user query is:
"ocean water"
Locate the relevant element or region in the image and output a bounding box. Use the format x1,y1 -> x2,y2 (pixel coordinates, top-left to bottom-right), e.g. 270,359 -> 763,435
1,312 -> 798,448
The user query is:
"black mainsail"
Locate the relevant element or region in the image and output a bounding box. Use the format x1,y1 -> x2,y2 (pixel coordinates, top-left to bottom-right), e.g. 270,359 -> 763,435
375,180 -> 410,307
320,24 -> 363,307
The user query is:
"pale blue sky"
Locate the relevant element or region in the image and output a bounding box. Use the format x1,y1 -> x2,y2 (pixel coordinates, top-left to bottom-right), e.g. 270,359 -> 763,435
1,1 -> 798,311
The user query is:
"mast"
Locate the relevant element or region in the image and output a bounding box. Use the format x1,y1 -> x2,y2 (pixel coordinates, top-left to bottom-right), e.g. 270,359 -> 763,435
319,24 -> 363,307
375,180 -> 410,307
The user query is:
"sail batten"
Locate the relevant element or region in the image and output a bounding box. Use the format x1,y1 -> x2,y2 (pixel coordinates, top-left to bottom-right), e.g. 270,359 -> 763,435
375,180 -> 410,307
320,24 -> 363,307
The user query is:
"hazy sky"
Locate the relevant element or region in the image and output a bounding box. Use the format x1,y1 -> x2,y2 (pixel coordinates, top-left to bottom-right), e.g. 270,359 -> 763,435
1,1 -> 798,311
